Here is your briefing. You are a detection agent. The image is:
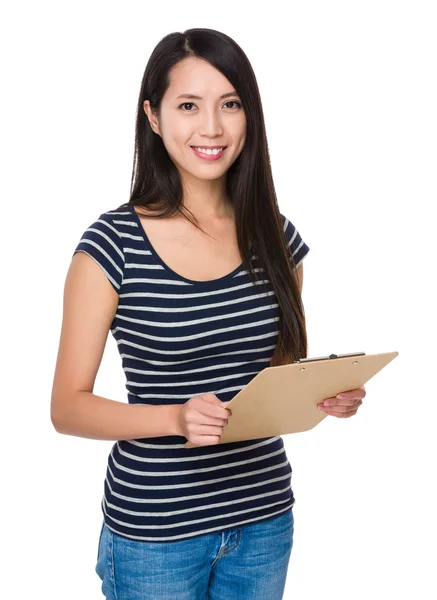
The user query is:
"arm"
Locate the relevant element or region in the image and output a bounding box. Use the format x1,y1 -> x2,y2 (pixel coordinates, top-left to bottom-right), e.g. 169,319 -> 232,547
50,252 -> 182,441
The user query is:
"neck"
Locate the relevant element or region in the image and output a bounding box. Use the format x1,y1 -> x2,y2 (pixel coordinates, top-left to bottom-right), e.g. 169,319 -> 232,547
180,175 -> 233,221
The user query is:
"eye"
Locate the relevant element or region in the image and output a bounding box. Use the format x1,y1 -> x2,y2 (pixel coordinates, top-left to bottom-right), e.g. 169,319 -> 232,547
179,102 -> 196,111
224,101 -> 242,109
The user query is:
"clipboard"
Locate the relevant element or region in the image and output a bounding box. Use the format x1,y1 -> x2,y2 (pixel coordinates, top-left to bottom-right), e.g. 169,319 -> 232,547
184,351 -> 399,449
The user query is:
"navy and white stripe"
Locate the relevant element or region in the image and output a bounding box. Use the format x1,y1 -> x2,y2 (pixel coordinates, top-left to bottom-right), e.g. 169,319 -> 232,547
73,203 -> 310,542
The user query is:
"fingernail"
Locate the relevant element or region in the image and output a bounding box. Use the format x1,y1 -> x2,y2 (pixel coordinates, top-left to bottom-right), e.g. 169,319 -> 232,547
337,394 -> 346,399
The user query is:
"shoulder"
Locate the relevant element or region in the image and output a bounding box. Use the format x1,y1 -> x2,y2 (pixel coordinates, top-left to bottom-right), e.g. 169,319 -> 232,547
72,204 -> 130,293
82,205 -> 130,251
278,211 -> 299,246
96,203 -> 141,247
279,211 -> 297,235
278,211 -> 310,270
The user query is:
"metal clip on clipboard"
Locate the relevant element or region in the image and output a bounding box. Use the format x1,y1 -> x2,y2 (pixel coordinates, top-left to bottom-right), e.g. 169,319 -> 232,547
292,351 -> 366,364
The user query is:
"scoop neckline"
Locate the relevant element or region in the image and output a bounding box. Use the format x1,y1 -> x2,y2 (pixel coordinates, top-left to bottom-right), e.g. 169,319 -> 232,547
126,203 -> 245,287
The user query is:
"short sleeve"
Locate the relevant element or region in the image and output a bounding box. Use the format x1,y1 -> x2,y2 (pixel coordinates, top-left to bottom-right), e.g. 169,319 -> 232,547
72,213 -> 125,293
280,213 -> 310,270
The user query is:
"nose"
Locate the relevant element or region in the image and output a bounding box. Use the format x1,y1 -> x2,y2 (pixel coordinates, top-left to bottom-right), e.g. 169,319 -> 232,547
199,108 -> 224,138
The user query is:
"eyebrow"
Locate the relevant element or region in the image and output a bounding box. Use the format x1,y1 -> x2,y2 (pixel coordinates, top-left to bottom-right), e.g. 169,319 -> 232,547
176,91 -> 239,100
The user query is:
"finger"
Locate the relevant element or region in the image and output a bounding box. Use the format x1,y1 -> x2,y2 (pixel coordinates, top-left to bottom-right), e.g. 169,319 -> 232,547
188,423 -> 227,435
320,402 -> 362,416
321,398 -> 359,408
195,398 -> 231,420
191,434 -> 222,446
321,407 -> 359,418
191,411 -> 229,426
322,405 -> 350,413
222,402 -> 233,416
320,400 -> 362,412
336,388 -> 366,401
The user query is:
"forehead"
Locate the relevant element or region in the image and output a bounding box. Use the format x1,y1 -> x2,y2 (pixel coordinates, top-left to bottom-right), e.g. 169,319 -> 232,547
165,57 -> 234,98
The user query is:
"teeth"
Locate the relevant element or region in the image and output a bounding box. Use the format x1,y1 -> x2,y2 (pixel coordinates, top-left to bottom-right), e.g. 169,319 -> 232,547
193,147 -> 224,155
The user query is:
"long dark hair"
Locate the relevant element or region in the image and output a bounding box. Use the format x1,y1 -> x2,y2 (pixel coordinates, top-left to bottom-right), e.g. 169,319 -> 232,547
119,28 -> 308,365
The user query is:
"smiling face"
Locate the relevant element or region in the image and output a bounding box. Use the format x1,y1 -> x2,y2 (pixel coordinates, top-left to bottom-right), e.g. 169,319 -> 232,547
143,57 -> 247,184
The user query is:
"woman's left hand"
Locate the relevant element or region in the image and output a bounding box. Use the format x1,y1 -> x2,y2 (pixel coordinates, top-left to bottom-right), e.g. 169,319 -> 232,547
317,385 -> 366,418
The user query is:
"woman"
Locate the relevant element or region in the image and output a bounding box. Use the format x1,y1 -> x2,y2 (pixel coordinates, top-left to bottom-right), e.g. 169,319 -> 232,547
51,28 -> 365,600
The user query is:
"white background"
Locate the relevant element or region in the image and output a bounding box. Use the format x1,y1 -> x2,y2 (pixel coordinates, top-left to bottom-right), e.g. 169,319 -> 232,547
1,1 -> 436,598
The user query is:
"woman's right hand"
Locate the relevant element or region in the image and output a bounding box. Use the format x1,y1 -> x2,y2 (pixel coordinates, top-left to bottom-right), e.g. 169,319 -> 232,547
176,393 -> 232,446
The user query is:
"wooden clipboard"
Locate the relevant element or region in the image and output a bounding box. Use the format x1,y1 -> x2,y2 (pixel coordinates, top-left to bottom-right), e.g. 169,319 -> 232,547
184,351 -> 399,449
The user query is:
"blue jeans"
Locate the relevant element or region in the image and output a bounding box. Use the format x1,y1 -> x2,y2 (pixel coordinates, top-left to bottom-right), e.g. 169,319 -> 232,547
96,508 -> 294,599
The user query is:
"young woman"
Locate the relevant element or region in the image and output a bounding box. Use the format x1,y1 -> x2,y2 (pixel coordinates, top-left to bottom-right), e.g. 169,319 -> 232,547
51,27 -> 365,600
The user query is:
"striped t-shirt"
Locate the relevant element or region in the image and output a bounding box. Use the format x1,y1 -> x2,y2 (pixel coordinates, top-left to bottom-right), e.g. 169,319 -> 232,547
73,203 -> 310,542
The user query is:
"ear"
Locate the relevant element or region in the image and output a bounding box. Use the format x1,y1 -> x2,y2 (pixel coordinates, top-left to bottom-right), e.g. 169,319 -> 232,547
143,100 -> 161,137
